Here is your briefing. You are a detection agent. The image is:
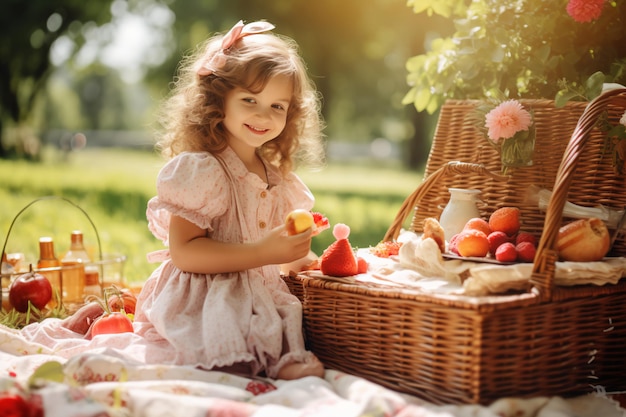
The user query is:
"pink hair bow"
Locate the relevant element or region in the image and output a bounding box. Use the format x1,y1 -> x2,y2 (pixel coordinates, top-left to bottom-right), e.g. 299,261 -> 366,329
197,20 -> 276,76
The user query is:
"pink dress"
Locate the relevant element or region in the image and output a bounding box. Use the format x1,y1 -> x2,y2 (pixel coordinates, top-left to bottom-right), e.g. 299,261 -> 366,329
133,147 -> 318,377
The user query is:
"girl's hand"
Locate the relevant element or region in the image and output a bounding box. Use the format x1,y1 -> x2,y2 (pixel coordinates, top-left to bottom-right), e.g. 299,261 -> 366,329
61,301 -> 105,337
259,225 -> 313,265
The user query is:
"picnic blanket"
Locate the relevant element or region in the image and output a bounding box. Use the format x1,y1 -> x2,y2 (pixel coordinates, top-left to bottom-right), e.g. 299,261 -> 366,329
1,320 -> 625,417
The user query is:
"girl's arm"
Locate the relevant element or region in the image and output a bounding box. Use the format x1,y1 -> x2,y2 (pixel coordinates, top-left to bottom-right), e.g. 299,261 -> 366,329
168,214 -> 313,274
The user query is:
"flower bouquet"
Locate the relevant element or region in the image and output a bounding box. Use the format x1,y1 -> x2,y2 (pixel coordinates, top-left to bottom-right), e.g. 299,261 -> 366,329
472,99 -> 535,173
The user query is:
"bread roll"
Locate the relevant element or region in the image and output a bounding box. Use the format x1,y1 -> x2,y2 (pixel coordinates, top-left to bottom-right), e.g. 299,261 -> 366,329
422,217 -> 446,253
557,218 -> 610,262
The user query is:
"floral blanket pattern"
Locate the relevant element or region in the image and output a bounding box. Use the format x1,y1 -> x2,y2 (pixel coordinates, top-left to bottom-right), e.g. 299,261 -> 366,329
1,324 -> 625,417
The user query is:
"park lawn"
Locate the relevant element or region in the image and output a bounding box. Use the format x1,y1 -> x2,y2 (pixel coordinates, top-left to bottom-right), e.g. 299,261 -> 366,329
1,147 -> 422,285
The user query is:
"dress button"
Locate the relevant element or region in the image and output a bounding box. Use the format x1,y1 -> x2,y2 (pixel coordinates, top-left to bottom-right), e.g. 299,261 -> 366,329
260,191 -> 267,198
259,221 -> 267,229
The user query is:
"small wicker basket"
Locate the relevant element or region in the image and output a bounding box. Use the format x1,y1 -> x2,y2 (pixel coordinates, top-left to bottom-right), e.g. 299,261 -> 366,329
1,196 -> 126,313
291,88 -> 626,405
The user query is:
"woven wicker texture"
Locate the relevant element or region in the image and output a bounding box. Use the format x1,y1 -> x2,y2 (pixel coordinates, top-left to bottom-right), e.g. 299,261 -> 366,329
385,96 -> 626,258
293,89 -> 626,405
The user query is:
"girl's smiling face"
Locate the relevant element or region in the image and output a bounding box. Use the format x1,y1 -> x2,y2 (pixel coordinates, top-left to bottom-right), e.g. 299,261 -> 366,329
223,74 -> 293,152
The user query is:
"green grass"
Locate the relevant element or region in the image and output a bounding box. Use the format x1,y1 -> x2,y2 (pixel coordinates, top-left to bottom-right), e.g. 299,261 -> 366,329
1,148 -> 422,285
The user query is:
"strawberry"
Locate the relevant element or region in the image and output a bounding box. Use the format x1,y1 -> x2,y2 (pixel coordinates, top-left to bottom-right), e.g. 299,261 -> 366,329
516,241 -> 537,263
487,231 -> 510,256
495,242 -> 517,263
320,224 -> 358,277
515,231 -> 537,246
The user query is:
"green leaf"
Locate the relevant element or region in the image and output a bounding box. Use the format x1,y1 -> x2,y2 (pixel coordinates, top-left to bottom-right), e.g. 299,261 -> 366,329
432,2 -> 453,17
405,55 -> 426,73
536,44 -> 551,64
414,87 -> 433,112
554,89 -> 580,108
402,88 -> 417,106
426,96 -> 441,115
608,125 -> 626,138
28,361 -> 65,388
585,71 -> 605,100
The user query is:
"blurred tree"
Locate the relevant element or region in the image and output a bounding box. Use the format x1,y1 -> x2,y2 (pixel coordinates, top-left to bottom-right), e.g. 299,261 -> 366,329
0,0 -> 114,158
2,0 -> 451,168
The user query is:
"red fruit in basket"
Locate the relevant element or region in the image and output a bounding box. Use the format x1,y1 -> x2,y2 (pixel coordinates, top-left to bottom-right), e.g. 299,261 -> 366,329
463,217 -> 492,236
448,233 -> 461,255
456,229 -> 490,257
487,231 -> 511,256
489,207 -> 521,236
516,241 -> 537,263
8,265 -> 53,313
320,224 -> 358,277
515,231 -> 537,246
495,242 -> 518,263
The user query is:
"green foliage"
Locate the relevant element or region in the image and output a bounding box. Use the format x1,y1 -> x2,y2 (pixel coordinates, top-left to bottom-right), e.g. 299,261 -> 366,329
404,0 -> 626,114
1,148 -> 422,285
0,0 -> 116,156
407,0 -> 467,18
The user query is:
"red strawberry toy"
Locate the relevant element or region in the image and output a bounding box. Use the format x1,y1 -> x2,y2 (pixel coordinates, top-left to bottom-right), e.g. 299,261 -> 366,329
320,223 -> 359,277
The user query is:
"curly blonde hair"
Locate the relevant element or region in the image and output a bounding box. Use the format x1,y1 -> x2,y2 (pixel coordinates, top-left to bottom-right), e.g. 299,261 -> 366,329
155,26 -> 325,175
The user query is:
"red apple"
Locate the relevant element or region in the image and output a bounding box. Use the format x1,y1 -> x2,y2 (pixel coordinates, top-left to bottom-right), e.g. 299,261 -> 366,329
9,266 -> 53,313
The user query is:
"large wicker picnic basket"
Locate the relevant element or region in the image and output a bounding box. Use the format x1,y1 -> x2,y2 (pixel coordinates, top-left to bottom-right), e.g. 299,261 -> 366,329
293,88 -> 626,405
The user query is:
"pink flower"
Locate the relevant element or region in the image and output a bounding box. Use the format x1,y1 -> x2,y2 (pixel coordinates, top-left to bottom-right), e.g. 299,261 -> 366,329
484,100 -> 533,142
566,0 -> 606,23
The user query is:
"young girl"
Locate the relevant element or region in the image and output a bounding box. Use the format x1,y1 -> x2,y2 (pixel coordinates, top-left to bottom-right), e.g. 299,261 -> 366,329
132,20 -> 326,380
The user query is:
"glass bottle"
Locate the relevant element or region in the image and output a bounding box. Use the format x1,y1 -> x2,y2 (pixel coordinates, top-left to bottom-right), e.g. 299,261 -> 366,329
37,237 -> 62,308
62,231 -> 100,303
1,251 -> 14,276
439,188 -> 482,242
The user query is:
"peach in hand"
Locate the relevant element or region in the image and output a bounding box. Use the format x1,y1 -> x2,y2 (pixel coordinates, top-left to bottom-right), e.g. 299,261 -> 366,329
285,209 -> 315,235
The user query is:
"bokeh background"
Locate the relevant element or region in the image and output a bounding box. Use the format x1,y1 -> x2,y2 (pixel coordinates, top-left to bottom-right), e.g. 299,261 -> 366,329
1,0 -> 452,284
1,0 -> 453,165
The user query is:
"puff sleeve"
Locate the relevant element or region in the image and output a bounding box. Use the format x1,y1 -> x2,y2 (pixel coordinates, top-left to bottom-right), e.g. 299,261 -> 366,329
146,152 -> 230,244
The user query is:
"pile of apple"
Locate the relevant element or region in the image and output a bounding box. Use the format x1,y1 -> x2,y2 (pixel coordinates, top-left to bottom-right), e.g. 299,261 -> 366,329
448,207 -> 537,263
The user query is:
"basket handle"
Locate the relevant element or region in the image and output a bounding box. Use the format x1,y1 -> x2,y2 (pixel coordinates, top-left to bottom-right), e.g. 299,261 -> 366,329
1,196 -> 103,265
383,161 -> 509,242
530,87 -> 626,301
